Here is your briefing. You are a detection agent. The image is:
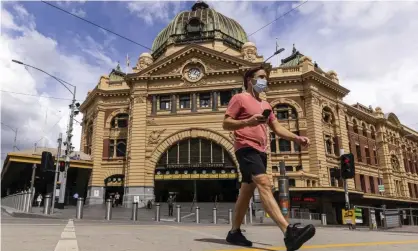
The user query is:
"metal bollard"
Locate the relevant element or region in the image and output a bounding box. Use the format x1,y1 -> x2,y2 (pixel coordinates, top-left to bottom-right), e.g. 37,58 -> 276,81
244,213 -> 247,225
321,213 -> 327,225
212,208 -> 217,224
23,191 -> 30,212
25,190 -> 32,212
176,204 -> 181,223
43,194 -> 52,215
18,192 -> 24,211
14,194 -> 19,209
249,205 -> 253,224
195,207 -> 200,224
12,194 -> 16,209
131,202 -> 138,221
410,208 -> 414,226
228,209 -> 233,225
76,197 -> 84,219
105,199 -> 112,220
155,203 -> 161,222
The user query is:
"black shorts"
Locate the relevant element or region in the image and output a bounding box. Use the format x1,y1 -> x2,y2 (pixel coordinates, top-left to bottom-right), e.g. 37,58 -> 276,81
235,147 -> 267,183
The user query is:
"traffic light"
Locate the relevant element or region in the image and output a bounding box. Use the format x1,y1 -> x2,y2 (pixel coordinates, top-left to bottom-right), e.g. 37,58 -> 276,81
59,160 -> 66,172
340,153 -> 355,179
41,151 -> 55,172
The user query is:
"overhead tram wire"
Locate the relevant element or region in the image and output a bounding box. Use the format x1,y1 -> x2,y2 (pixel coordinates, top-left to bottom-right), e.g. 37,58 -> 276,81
40,1 -> 152,51
0,90 -> 80,101
219,0 -> 309,54
41,0 -> 305,87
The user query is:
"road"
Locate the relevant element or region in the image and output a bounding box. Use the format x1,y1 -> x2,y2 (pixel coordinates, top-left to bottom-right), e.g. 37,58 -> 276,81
2,214 -> 418,251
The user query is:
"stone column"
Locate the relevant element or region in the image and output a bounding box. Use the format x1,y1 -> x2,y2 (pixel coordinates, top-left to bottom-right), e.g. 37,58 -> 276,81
124,92 -> 154,208
192,93 -> 197,112
212,92 -> 218,111
304,91 -> 329,186
171,94 -> 177,114
336,102 -> 354,189
151,95 -> 157,115
86,108 -> 106,205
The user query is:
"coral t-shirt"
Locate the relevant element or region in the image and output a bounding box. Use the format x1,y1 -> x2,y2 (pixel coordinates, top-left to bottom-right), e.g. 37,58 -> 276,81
225,93 -> 276,153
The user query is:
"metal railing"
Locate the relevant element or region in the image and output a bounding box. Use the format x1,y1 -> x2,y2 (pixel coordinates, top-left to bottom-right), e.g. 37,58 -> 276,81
1,190 -> 35,213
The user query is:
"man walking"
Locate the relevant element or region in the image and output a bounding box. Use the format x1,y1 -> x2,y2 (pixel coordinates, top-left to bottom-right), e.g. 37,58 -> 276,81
223,66 -> 315,251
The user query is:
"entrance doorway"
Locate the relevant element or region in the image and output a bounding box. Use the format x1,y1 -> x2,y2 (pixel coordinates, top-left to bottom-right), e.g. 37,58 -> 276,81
104,174 -> 124,206
154,137 -> 239,203
155,179 -> 238,202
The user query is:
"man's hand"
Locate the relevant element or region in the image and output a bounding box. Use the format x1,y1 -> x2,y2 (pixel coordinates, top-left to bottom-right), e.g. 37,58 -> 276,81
244,114 -> 267,126
295,136 -> 310,147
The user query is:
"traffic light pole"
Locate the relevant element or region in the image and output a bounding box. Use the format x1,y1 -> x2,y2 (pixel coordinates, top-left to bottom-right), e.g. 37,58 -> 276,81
57,86 -> 76,209
340,149 -> 350,210
51,133 -> 63,213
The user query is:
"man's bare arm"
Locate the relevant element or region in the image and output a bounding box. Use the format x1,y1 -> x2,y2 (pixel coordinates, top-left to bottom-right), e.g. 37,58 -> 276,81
222,116 -> 249,131
268,119 -> 298,141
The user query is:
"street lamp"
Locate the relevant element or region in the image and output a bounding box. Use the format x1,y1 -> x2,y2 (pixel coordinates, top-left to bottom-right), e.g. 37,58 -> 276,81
1,122 -> 18,151
12,59 -> 79,209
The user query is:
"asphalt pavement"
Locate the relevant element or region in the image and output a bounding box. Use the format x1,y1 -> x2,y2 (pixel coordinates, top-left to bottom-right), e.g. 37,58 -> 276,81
2,215 -> 418,251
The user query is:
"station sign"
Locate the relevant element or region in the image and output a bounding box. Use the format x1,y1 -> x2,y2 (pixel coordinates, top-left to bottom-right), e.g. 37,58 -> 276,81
155,173 -> 237,180
164,163 -> 226,169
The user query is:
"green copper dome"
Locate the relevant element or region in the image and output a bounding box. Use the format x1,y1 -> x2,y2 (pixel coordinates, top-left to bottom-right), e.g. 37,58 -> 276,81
151,1 -> 249,59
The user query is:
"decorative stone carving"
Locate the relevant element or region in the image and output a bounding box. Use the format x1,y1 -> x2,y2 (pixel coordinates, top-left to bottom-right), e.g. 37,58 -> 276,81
148,129 -> 166,145
241,42 -> 257,62
136,52 -> 154,70
146,119 -> 158,126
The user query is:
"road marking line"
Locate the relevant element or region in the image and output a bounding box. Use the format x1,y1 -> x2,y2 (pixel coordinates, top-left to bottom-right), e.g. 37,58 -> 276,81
212,240 -> 418,251
54,219 -> 79,251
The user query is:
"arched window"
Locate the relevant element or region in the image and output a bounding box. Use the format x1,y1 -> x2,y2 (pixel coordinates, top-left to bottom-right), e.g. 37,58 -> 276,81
322,107 -> 334,124
370,126 -> 376,140
391,155 -> 400,171
279,139 -> 291,152
111,113 -> 129,128
109,139 -> 127,157
274,104 -> 297,120
325,138 -> 332,154
157,138 -> 235,168
362,122 -> 368,137
186,18 -> 202,35
353,119 -> 359,134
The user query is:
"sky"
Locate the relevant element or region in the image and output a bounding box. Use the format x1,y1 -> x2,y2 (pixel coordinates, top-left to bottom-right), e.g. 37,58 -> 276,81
1,0 -> 418,166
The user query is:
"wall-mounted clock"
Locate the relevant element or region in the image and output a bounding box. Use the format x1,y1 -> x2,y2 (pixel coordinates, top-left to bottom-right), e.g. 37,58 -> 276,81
187,67 -> 202,81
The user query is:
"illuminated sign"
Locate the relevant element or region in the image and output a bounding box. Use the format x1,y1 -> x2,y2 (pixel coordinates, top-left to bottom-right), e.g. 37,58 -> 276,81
165,163 -> 225,169
154,173 -> 237,180
291,197 -> 317,203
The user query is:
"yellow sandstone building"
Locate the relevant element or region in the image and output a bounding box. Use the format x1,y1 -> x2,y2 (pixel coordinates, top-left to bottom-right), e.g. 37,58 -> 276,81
4,2 -> 416,224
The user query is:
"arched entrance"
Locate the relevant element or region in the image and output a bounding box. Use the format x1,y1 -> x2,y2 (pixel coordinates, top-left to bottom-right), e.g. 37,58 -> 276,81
104,174 -> 124,206
154,137 -> 239,203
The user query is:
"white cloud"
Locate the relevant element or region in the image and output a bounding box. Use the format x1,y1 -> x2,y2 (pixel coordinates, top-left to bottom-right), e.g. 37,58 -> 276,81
70,8 -> 86,18
1,4 -> 116,164
127,0 -> 186,25
208,1 -> 418,130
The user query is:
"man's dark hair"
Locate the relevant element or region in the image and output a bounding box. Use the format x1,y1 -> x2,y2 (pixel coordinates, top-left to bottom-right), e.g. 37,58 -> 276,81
243,66 -> 265,89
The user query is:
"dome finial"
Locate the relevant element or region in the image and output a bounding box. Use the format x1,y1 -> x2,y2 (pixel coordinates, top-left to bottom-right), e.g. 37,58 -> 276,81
192,1 -> 209,11
292,43 -> 296,54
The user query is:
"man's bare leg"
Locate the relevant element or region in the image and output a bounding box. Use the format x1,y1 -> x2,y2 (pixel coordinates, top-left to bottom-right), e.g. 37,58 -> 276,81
253,174 -> 288,233
231,182 -> 256,231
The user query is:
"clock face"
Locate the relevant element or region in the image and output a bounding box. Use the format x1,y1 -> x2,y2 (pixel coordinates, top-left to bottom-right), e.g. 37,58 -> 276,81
187,68 -> 201,80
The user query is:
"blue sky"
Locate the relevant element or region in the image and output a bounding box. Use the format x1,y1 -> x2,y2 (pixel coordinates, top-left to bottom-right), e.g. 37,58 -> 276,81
1,0 -> 418,165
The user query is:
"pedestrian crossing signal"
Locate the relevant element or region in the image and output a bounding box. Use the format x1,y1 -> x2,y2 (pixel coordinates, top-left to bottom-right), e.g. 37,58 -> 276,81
340,153 -> 355,179
59,161 -> 66,172
41,151 -> 55,172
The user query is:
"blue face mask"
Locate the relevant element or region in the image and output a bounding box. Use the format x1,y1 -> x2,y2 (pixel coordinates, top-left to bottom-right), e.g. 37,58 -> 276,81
252,78 -> 267,93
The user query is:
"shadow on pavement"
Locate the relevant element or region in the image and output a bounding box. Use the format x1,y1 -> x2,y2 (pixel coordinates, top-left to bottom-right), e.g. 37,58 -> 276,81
194,238 -> 274,250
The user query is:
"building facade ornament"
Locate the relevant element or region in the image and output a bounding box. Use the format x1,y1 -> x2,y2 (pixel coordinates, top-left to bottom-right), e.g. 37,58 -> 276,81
148,129 -> 166,145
